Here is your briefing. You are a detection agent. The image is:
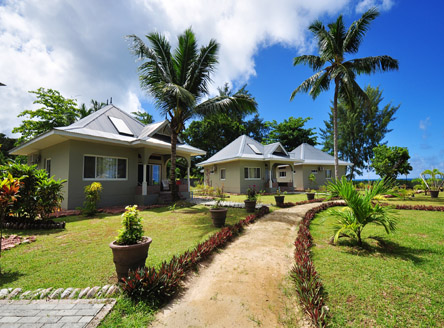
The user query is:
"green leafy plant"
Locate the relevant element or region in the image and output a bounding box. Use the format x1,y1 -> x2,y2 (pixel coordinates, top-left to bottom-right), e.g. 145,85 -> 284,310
308,173 -> 316,191
246,185 -> 262,201
0,162 -> 65,220
326,177 -> 397,246
421,169 -> 444,191
115,205 -> 144,245
0,173 -> 21,258
35,171 -> 66,219
81,182 -> 102,216
211,195 -> 226,209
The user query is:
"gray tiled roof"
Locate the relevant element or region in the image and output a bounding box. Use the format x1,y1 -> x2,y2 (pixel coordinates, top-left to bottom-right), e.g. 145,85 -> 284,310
290,143 -> 353,166
11,105 -> 205,156
198,135 -> 296,166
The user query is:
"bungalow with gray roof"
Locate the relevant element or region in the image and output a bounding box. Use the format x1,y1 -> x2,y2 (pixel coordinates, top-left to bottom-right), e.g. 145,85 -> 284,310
10,105 -> 205,209
197,135 -> 352,193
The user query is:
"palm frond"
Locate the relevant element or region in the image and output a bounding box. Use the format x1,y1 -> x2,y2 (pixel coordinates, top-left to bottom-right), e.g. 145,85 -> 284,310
327,15 -> 346,59
290,71 -> 325,100
348,56 -> 399,75
344,7 -> 379,54
185,39 -> 219,99
173,28 -> 197,85
309,20 -> 337,61
194,91 -> 257,117
293,55 -> 325,71
146,32 -> 175,83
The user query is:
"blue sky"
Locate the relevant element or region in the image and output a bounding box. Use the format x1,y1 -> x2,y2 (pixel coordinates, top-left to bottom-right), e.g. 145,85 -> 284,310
0,0 -> 442,178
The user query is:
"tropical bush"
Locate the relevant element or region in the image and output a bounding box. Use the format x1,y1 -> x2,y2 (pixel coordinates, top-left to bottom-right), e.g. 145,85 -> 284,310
81,182 -> 102,216
0,162 -> 65,220
115,205 -> 144,245
421,169 -> 444,191
326,177 -> 398,246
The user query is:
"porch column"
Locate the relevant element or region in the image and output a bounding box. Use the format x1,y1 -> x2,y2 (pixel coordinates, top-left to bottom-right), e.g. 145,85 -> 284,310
142,164 -> 147,196
187,161 -> 191,193
269,164 -> 272,189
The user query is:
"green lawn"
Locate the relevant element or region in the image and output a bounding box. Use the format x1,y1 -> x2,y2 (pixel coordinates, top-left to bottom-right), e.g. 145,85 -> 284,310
310,209 -> 444,327
0,205 -> 248,290
218,192 -> 311,204
383,192 -> 444,206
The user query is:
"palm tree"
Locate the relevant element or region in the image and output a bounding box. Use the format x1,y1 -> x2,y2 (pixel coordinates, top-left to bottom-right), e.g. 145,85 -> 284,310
128,28 -> 257,201
291,8 -> 399,179
327,177 -> 397,246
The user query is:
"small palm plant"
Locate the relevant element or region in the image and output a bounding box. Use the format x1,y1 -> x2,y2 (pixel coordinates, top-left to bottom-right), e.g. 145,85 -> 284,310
326,177 -> 397,246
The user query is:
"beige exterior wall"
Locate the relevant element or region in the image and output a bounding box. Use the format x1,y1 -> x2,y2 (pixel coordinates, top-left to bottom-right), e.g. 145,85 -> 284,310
35,141 -> 71,209
239,160 -> 267,194
276,165 -> 292,183
293,165 -> 346,190
206,161 -> 240,193
67,140 -> 139,209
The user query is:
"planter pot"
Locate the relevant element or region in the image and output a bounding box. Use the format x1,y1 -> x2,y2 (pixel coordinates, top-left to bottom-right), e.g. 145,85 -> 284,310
244,200 -> 257,213
109,236 -> 152,281
430,190 -> 439,198
209,207 -> 228,227
306,193 -> 315,200
275,196 -> 285,206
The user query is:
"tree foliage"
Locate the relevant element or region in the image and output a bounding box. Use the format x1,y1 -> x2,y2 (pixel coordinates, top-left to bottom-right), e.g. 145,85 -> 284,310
78,99 -> 107,118
12,88 -> 80,145
0,134 -> 17,164
291,8 -> 399,179
128,28 -> 257,200
132,111 -> 154,124
264,116 -> 317,152
371,145 -> 412,179
320,85 -> 399,178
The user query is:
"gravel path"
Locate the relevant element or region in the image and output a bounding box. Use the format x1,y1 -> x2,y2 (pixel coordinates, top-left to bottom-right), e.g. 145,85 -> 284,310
150,203 -> 320,328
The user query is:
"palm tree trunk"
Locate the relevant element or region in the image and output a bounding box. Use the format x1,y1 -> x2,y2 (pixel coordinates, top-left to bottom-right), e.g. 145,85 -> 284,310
333,79 -> 339,180
170,132 -> 179,202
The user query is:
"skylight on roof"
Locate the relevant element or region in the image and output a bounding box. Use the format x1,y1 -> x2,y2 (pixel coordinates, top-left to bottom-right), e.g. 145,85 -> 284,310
248,143 -> 262,154
108,116 -> 133,136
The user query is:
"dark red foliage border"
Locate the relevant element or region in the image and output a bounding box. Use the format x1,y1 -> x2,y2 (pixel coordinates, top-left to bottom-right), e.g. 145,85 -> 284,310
121,206 -> 270,303
287,200 -> 444,327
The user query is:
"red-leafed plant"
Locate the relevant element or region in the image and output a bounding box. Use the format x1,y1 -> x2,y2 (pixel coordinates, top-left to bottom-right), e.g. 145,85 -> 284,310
0,174 -> 21,258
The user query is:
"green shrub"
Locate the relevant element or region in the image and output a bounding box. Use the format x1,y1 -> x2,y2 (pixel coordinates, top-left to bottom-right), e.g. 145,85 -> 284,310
116,205 -> 144,245
0,162 -> 65,220
81,182 -> 102,216
326,177 -> 398,246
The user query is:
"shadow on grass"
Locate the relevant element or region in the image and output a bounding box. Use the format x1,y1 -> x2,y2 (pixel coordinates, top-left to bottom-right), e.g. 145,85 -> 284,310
0,268 -> 26,287
338,237 -> 434,264
3,228 -> 65,237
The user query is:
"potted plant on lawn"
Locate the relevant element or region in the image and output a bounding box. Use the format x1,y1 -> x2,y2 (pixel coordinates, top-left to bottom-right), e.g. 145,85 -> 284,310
306,173 -> 316,200
244,186 -> 259,213
209,196 -> 227,227
421,169 -> 444,198
109,205 -> 152,281
274,188 -> 286,206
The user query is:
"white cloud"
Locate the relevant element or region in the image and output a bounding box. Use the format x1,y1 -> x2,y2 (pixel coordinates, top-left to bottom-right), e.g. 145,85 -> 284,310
0,0 -> 354,137
356,0 -> 394,13
419,116 -> 431,141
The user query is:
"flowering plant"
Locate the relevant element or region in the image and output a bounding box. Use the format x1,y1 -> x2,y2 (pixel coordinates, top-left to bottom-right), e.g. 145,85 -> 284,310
246,185 -> 263,201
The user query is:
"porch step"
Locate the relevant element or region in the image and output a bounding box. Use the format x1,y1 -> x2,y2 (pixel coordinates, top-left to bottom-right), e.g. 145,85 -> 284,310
157,191 -> 185,205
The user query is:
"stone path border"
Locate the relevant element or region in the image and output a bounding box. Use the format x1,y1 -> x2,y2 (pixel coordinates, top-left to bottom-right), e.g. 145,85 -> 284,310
0,299 -> 116,328
191,198 -> 272,208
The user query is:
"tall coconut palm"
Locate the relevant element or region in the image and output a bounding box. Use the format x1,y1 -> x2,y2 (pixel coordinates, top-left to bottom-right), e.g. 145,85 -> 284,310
291,8 -> 399,179
128,28 -> 257,201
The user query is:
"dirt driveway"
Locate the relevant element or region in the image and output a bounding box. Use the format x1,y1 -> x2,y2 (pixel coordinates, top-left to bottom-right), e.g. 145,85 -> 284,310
150,204 -> 319,328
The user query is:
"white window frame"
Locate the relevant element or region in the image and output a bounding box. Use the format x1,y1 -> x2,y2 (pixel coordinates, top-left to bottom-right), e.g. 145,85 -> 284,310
220,168 -> 226,180
279,171 -> 286,177
45,158 -> 52,176
325,169 -> 332,179
83,155 -> 128,181
244,167 -> 261,180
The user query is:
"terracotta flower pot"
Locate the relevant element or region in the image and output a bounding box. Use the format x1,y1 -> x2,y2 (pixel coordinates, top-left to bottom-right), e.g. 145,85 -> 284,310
306,193 -> 315,200
244,200 -> 257,213
109,236 -> 152,281
209,207 -> 228,227
275,196 -> 285,206
430,190 -> 439,198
